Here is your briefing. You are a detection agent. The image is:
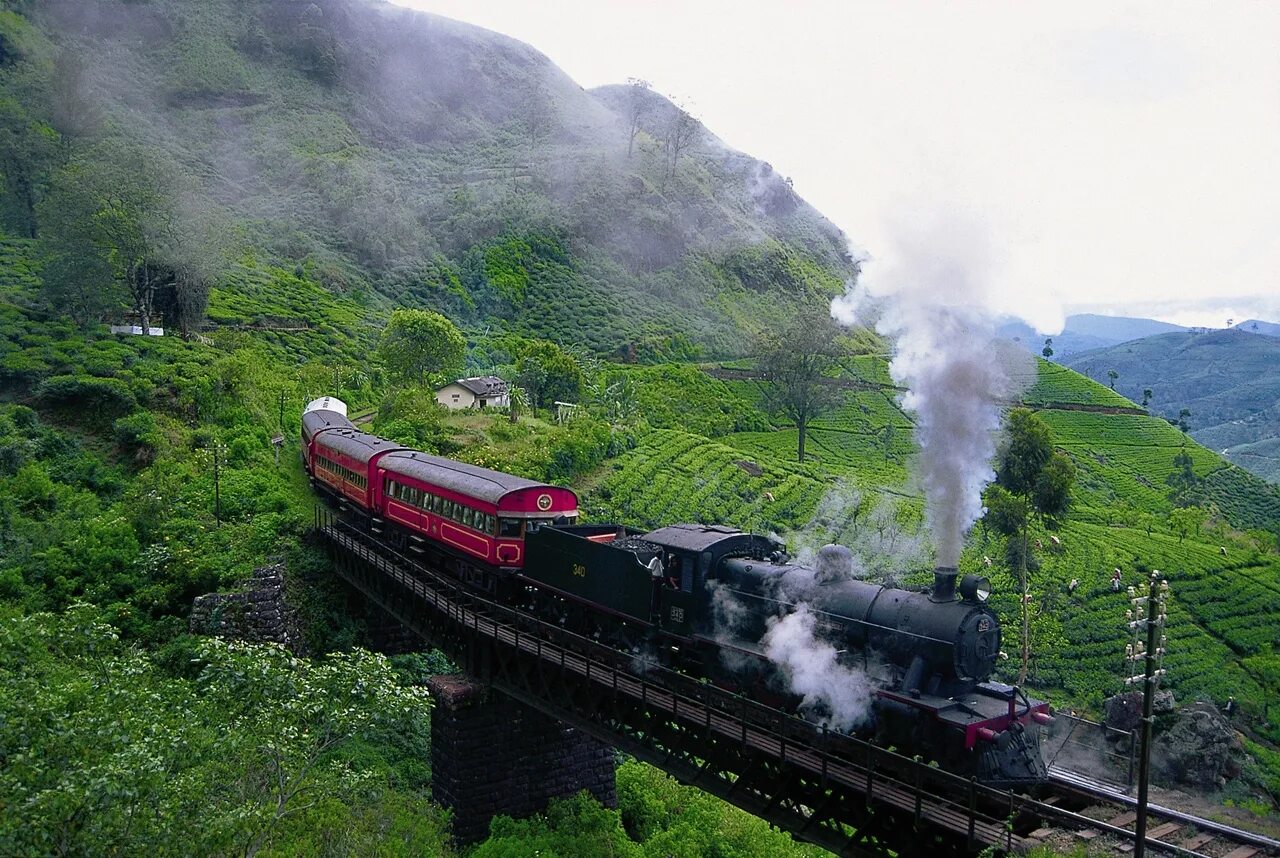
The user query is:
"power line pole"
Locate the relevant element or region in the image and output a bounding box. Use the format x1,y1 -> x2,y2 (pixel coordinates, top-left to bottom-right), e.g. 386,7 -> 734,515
1124,571 -> 1169,858
213,442 -> 222,527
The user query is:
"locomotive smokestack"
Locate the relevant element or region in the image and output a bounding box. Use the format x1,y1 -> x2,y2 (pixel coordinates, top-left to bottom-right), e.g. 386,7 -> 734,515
933,566 -> 958,601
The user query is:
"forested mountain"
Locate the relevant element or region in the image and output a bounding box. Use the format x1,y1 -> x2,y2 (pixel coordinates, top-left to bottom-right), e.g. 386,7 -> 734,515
1,0 -> 853,355
1066,329 -> 1280,482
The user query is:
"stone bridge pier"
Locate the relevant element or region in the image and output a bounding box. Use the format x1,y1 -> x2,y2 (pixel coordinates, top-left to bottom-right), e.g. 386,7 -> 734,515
426,674 -> 617,845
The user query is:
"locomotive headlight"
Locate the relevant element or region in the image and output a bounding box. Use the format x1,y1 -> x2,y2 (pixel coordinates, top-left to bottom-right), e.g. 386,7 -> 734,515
959,574 -> 991,603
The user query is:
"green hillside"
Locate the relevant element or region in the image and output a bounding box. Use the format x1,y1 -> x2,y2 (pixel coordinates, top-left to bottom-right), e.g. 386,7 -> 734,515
1065,329 -> 1280,483
0,0 -> 854,357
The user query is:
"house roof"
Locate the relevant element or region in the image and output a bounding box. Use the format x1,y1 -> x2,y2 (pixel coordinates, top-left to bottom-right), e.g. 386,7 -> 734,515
444,376 -> 508,397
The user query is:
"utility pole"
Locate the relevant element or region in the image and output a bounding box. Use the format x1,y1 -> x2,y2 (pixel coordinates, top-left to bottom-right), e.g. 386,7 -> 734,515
278,389 -> 285,431
1124,571 -> 1169,858
213,442 -> 222,527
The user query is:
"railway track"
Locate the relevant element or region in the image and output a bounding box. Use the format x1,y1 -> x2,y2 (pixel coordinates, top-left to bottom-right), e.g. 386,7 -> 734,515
1026,767 -> 1280,857
317,515 -> 1280,857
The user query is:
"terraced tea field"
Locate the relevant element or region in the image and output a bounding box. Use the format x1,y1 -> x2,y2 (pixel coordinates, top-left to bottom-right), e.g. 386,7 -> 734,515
590,429 -> 828,534
1021,360 -> 1139,409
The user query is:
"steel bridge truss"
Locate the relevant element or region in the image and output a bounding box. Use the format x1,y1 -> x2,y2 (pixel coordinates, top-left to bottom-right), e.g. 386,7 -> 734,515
316,509 -> 1046,856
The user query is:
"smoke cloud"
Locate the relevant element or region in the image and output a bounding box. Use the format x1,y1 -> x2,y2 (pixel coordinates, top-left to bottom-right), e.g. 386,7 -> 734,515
761,604 -> 874,731
832,215 -> 1034,566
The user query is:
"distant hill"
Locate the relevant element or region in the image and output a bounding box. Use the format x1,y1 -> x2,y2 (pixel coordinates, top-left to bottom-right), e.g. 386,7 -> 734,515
999,313 -> 1187,358
1064,329 -> 1280,482
1234,319 -> 1280,338
0,0 -> 855,356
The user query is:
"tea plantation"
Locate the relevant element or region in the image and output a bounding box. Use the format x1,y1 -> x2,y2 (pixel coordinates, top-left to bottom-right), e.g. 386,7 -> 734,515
593,356 -> 1280,758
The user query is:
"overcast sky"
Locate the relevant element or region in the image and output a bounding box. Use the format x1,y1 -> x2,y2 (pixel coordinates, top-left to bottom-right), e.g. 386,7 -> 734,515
389,0 -> 1279,331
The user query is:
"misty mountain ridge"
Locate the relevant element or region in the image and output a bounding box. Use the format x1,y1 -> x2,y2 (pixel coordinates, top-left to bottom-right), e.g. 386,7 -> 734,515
7,0 -> 854,355
1233,319 -> 1280,337
1064,328 -> 1280,482
999,313 -> 1188,358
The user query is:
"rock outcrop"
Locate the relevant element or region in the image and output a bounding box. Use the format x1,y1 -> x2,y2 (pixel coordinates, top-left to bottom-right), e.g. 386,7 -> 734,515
1103,691 -> 1246,789
1154,702 -> 1245,788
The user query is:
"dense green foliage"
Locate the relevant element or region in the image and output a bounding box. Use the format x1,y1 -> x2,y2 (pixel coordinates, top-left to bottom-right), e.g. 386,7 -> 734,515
0,606 -> 444,857
377,308 -> 465,385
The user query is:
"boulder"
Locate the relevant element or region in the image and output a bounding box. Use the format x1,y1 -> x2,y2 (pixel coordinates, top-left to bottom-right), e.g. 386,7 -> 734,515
1153,702 -> 1245,788
1103,689 -> 1176,734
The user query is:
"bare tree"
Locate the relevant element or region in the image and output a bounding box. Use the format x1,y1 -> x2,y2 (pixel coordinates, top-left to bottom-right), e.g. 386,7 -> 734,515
664,105 -> 699,181
758,307 -> 847,462
624,77 -> 651,157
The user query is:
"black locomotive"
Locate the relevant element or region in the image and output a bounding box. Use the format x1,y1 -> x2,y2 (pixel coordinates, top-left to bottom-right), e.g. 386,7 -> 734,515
522,522 -> 1050,787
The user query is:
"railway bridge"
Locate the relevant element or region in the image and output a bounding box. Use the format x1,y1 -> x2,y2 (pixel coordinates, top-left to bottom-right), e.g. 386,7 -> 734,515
313,510 -> 1279,857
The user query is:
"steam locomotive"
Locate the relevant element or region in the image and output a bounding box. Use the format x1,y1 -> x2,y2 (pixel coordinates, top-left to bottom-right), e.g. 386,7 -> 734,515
302,397 -> 1050,787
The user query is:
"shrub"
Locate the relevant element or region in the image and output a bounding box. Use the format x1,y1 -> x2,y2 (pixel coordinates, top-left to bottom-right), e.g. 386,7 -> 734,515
113,411 -> 161,462
36,374 -> 136,419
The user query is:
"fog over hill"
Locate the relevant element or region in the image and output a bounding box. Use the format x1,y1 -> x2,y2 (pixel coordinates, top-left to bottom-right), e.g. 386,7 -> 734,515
8,0 -> 855,355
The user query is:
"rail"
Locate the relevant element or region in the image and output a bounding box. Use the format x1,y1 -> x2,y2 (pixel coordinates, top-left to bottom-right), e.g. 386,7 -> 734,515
1050,766 -> 1280,854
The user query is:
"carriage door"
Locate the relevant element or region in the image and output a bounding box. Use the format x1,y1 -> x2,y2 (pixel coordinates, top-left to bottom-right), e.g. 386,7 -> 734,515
659,551 -> 697,637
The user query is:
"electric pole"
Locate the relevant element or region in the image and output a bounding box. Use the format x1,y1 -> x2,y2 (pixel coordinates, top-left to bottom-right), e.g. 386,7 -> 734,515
210,441 -> 227,527
1124,571 -> 1169,858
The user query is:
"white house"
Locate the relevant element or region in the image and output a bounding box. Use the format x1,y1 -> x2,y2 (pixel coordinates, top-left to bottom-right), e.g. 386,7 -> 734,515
435,376 -> 510,410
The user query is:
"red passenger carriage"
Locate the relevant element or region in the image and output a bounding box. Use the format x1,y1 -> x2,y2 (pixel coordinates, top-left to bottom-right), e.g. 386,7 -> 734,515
300,397 -> 578,570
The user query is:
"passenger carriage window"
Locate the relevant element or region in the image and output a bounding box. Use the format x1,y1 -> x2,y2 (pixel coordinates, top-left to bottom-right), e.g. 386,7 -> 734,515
463,508 -> 474,527
499,518 -> 521,538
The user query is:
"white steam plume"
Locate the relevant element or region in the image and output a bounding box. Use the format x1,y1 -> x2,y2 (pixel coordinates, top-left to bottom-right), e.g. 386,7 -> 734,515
761,604 -> 874,731
832,215 -> 1034,567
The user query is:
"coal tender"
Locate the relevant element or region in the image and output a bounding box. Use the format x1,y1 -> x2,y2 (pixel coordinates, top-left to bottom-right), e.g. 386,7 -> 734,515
523,522 -> 1050,787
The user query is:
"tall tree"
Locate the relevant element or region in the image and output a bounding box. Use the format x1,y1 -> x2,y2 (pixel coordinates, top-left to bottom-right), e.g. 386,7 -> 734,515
37,144 -> 218,334
624,77 -> 651,157
515,340 -> 583,411
758,307 -> 846,463
983,408 -> 1075,684
664,104 -> 699,182
376,309 -> 465,386
0,100 -> 58,238
1107,369 -> 1118,389
1041,338 -> 1053,359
